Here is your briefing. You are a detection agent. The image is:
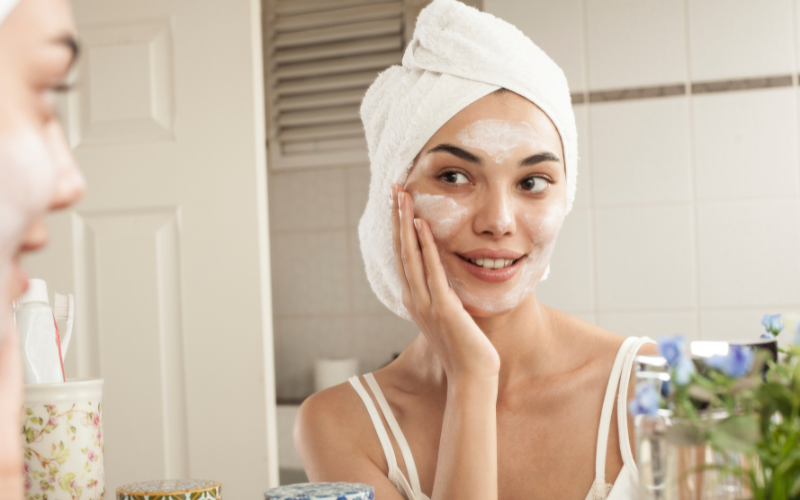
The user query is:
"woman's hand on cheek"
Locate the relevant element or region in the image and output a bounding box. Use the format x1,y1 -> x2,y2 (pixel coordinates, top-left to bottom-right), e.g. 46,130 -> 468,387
392,184 -> 500,382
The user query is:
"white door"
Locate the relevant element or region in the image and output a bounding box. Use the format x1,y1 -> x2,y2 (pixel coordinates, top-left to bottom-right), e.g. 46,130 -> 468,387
22,0 -> 279,496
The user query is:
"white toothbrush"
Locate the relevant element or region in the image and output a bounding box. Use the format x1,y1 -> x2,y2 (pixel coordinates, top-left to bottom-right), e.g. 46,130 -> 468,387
53,293 -> 74,363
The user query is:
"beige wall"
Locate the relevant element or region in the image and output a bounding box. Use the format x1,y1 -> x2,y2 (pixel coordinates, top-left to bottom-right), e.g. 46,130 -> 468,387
269,0 -> 800,400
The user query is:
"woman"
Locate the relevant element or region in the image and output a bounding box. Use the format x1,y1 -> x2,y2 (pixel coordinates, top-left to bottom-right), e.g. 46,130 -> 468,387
0,0 -> 84,496
296,1 -> 656,500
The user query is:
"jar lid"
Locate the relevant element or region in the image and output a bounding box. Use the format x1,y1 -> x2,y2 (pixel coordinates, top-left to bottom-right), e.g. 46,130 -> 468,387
117,479 -> 220,500
265,482 -> 373,500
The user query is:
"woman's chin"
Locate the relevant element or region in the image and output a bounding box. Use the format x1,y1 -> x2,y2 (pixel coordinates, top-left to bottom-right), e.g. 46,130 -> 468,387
6,260 -> 29,302
453,283 -> 532,318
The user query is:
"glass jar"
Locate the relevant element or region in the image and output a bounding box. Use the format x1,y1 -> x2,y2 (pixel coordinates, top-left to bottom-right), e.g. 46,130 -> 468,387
634,356 -> 748,500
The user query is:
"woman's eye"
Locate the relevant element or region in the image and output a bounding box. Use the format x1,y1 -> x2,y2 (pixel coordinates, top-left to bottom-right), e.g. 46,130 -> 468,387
441,172 -> 469,184
520,176 -> 548,193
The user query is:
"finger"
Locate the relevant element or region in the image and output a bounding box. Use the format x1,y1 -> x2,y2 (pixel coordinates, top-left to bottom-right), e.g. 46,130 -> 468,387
414,218 -> 452,300
398,190 -> 432,307
390,184 -> 413,304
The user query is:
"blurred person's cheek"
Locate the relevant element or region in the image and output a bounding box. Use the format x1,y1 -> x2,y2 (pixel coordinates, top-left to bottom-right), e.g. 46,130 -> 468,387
0,127 -> 58,341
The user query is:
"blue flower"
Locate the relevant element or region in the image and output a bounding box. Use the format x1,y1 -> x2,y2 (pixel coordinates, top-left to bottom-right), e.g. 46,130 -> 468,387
629,383 -> 660,416
673,355 -> 696,386
707,345 -> 754,378
657,336 -> 686,366
761,314 -> 783,335
760,332 -> 776,340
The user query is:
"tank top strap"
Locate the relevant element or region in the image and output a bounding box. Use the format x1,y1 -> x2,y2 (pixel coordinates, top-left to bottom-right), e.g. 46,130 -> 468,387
349,376 -> 421,500
364,373 -> 424,499
616,336 -> 655,469
593,337 -> 638,484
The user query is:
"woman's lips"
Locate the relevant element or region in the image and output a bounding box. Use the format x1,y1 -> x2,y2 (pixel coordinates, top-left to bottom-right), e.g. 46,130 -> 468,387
456,254 -> 524,283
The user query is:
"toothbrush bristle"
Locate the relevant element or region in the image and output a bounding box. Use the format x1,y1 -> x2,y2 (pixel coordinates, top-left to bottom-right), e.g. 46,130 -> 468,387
53,293 -> 73,322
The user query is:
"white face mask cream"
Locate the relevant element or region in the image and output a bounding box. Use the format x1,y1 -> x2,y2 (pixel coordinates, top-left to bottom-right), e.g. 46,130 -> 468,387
455,119 -> 539,163
412,191 -> 470,241
0,128 -> 58,343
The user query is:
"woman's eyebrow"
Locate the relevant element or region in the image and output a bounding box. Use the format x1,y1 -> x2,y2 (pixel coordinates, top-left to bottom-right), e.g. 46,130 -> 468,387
426,144 -> 483,165
520,152 -> 561,167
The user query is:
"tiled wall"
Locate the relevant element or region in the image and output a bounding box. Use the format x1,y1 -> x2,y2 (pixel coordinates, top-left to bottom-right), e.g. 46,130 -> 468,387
268,166 -> 419,400
269,0 -> 800,400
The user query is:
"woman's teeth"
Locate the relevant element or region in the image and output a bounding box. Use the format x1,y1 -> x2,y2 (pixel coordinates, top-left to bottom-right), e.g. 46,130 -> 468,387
468,258 -> 514,270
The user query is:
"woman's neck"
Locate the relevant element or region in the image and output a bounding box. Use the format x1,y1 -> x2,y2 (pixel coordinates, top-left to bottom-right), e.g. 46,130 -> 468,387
397,293 -> 564,395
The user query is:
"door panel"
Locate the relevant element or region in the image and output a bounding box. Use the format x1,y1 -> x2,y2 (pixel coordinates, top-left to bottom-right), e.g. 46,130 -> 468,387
23,0 -> 278,496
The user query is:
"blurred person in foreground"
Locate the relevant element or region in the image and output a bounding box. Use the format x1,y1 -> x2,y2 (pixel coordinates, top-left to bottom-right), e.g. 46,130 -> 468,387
0,0 -> 84,497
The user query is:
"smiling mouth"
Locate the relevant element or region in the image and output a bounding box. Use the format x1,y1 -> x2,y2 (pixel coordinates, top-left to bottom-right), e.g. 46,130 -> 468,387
463,257 -> 520,270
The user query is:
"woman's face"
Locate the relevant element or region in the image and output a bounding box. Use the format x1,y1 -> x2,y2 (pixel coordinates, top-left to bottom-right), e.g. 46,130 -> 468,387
404,91 -> 567,317
0,0 -> 85,306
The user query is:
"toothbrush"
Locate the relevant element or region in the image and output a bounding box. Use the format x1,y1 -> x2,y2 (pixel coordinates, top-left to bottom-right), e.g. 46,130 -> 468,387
53,293 -> 74,364
52,314 -> 66,381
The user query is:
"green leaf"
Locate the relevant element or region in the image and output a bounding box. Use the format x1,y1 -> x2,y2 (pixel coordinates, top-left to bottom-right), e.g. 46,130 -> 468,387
789,476 -> 800,497
710,415 -> 759,453
58,472 -> 75,491
25,408 -> 33,416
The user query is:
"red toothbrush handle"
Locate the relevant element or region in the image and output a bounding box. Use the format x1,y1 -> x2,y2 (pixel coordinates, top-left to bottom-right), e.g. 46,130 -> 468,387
53,315 -> 65,382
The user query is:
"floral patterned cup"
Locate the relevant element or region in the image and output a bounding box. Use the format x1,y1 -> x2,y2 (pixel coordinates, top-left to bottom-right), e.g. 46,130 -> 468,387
22,379 -> 104,500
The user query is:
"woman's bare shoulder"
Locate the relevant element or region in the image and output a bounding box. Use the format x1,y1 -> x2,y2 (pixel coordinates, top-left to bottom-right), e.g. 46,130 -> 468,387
294,380 -> 386,479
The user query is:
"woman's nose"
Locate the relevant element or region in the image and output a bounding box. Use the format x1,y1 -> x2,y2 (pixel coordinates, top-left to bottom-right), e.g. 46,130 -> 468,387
474,187 -> 515,237
44,120 -> 85,211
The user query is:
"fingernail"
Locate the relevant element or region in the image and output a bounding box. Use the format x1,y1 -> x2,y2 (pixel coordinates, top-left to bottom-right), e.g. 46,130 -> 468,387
397,191 -> 405,209
413,219 -> 421,232
390,184 -> 398,202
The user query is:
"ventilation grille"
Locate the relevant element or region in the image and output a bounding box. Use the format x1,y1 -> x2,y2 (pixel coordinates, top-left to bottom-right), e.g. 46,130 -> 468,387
265,0 -> 405,170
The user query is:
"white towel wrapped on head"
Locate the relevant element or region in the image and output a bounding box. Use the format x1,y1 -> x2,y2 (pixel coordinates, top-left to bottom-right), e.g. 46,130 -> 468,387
0,0 -> 21,25
359,0 -> 577,320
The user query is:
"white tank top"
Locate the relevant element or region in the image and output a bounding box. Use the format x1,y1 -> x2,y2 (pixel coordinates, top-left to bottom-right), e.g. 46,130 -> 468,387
349,336 -> 653,500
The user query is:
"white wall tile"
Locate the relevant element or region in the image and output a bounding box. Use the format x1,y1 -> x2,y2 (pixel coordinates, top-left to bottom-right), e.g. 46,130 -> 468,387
353,314 -> 420,374
348,167 -> 370,227
268,169 -> 347,232
595,205 -> 695,309
271,231 -> 349,315
573,104 -> 591,210
484,0 -> 587,92
699,308 -> 800,344
350,230 -> 390,313
697,199 -> 800,307
693,88 -> 799,200
274,317 -> 350,399
537,208 -> 595,311
591,97 -> 692,206
597,310 -> 698,339
689,0 -> 794,81
586,0 -> 686,90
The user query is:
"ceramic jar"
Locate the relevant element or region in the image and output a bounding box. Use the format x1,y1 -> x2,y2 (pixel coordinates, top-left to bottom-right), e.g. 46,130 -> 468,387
116,479 -> 222,500
22,379 -> 104,500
